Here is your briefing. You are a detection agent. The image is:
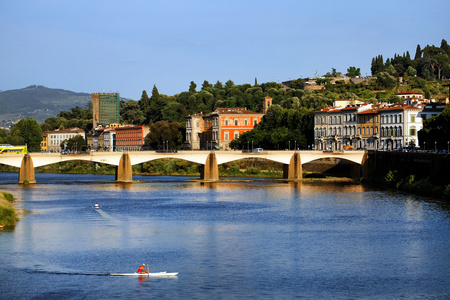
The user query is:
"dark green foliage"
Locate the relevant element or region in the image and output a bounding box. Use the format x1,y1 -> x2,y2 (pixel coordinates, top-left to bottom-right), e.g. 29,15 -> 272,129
9,117 -> 43,152
145,121 -> 184,150
1,192 -> 14,201
418,107 -> 450,150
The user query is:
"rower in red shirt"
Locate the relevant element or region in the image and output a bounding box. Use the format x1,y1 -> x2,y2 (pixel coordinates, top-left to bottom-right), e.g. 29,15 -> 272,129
137,264 -> 149,274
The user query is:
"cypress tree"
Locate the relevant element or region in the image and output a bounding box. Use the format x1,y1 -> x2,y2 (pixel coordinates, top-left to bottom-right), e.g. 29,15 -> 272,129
414,44 -> 422,60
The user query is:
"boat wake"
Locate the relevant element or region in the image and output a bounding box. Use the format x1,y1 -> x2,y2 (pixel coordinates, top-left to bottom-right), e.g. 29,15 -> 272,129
24,269 -> 111,276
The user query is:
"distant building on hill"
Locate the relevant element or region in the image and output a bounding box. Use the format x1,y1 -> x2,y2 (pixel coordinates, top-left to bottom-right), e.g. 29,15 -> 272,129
92,93 -> 120,128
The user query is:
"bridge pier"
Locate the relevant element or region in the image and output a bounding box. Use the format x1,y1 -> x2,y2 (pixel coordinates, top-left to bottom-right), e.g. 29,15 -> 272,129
116,153 -> 133,182
19,154 -> 36,184
283,152 -> 302,180
200,152 -> 219,181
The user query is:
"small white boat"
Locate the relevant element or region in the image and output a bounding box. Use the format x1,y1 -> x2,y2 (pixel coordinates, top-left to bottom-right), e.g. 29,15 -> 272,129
94,203 -> 100,209
111,271 -> 178,277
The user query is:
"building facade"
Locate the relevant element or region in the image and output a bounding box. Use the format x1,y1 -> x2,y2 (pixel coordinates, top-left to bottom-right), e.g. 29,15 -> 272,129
115,125 -> 150,151
185,107 -> 264,150
44,128 -> 85,152
314,101 -> 425,151
92,93 -> 120,128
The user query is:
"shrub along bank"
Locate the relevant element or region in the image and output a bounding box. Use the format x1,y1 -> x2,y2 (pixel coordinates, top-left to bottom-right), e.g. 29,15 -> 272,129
0,191 -> 18,229
366,170 -> 450,201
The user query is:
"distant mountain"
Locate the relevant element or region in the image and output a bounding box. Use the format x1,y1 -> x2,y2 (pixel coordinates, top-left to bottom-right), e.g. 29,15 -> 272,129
0,85 -> 91,124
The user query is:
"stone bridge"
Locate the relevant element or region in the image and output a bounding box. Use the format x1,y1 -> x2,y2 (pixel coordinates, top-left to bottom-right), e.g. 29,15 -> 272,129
0,150 -> 368,184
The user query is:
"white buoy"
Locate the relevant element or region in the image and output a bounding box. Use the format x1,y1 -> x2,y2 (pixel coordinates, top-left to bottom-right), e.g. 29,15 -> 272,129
94,203 -> 99,209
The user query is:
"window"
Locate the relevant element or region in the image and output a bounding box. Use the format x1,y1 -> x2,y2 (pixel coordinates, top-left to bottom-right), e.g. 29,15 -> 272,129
234,131 -> 239,139
244,119 -> 248,126
253,119 -> 258,126
224,131 -> 229,140
410,115 -> 415,122
410,128 -> 416,136
234,119 -> 239,126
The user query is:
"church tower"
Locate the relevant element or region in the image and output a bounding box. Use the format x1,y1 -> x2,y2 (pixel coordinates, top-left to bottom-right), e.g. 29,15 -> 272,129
262,96 -> 272,114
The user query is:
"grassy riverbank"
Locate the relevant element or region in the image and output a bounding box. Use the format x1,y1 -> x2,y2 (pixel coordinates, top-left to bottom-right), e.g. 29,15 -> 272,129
0,191 -> 18,230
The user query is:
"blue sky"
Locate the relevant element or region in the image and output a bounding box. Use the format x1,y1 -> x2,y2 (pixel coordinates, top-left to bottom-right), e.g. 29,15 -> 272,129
1,0 -> 449,100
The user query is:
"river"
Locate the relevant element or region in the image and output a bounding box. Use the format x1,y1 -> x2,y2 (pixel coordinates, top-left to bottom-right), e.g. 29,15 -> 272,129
0,172 -> 449,299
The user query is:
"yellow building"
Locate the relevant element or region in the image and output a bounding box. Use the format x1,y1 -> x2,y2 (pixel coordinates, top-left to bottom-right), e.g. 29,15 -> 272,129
40,133 -> 48,152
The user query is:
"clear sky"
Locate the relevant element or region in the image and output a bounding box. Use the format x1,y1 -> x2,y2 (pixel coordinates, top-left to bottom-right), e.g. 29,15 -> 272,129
1,0 -> 449,100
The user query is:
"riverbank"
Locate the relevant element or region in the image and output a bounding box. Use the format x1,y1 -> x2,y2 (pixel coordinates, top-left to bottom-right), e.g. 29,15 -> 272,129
0,191 -> 18,230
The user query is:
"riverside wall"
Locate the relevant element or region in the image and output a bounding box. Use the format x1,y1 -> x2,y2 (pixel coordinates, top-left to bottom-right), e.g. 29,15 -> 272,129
365,151 -> 450,186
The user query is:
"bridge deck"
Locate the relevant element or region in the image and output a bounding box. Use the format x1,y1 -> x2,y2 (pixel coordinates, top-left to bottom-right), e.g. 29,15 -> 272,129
0,150 -> 366,168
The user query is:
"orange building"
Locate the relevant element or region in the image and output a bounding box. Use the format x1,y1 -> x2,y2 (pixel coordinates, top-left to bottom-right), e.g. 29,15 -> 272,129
185,107 -> 264,150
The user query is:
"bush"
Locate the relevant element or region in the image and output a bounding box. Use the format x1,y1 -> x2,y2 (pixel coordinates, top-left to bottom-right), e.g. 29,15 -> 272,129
1,192 -> 14,201
384,170 -> 398,186
0,193 -> 18,229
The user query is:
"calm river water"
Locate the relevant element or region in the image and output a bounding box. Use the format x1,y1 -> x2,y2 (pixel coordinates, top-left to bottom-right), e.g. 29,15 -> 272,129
0,172 -> 449,299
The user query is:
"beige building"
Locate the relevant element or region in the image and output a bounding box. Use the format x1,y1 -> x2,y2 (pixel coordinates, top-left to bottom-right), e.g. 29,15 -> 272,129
44,128 -> 85,152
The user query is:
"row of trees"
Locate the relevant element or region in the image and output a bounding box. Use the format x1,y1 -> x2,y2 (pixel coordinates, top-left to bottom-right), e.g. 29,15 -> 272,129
371,39 -> 450,82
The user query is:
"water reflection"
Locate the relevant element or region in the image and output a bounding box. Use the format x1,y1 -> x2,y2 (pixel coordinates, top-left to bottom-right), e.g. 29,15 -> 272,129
0,174 -> 449,299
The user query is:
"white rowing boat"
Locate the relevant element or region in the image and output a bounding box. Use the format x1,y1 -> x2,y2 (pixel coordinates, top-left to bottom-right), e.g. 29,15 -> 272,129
111,271 -> 178,277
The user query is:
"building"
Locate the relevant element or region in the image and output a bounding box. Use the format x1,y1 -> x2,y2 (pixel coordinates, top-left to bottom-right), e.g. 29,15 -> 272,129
44,128 -> 85,152
92,93 -> 120,128
40,133 -> 48,152
419,103 -> 446,122
185,113 -> 206,150
185,107 -> 264,150
115,125 -> 150,151
314,99 -> 426,151
395,90 -> 425,102
357,107 -> 380,150
378,105 -> 405,150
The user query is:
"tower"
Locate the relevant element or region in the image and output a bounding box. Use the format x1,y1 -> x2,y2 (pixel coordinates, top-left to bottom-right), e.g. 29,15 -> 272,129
262,96 -> 272,114
92,93 -> 120,128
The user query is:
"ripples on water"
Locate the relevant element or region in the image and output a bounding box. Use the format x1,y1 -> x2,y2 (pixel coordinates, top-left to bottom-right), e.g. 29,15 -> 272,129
0,172 -> 449,299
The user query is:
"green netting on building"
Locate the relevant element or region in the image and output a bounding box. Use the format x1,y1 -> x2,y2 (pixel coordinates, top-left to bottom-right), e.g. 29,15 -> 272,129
98,93 -> 120,125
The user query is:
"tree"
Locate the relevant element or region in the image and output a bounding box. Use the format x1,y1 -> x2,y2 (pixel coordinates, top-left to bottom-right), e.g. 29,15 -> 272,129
418,107 -> 450,149
121,100 -> 145,124
161,102 -> 188,123
423,45 -> 449,79
61,135 -> 86,152
139,90 -> 150,112
145,121 -> 184,150
10,117 -> 43,152
201,80 -> 212,91
371,55 -> 384,75
376,72 -> 397,89
406,66 -> 417,77
189,81 -> 197,93
414,44 -> 422,60
346,66 -> 361,77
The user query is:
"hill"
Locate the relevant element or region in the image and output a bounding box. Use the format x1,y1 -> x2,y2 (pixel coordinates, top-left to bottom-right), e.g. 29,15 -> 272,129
0,85 -> 91,124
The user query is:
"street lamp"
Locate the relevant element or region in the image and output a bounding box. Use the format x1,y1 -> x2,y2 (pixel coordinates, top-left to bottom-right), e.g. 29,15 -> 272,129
289,141 -> 290,150
247,141 -> 249,152
251,141 -> 253,150
435,141 -> 437,152
295,140 -> 297,151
